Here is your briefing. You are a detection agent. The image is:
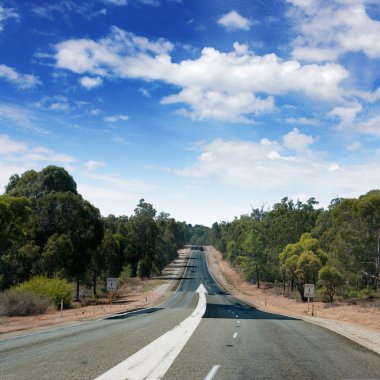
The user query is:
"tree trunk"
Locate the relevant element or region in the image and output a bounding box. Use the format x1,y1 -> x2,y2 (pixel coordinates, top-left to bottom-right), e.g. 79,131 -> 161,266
76,278 -> 80,301
93,274 -> 97,297
255,263 -> 260,289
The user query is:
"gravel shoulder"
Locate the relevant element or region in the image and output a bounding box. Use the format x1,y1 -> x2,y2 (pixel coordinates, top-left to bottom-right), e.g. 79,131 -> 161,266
205,245 -> 380,356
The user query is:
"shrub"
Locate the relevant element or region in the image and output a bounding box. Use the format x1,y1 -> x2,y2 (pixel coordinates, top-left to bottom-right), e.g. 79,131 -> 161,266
0,291 -> 51,316
14,276 -> 73,308
344,287 -> 375,300
318,266 -> 344,302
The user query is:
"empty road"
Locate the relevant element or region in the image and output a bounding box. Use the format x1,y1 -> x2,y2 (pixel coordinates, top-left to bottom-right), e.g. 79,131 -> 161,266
1,248 -> 380,379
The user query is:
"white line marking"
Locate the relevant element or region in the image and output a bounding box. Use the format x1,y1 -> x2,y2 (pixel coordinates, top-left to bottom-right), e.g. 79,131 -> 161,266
204,365 -> 221,380
95,284 -> 208,380
237,321 -> 240,324
233,332 -> 238,339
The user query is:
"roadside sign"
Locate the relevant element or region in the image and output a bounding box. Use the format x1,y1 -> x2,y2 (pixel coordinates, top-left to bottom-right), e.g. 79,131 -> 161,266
107,277 -> 117,292
304,283 -> 315,298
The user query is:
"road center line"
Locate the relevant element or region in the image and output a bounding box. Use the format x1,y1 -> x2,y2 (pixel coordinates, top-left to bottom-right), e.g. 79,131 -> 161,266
95,284 -> 207,380
204,365 -> 221,380
233,332 -> 238,339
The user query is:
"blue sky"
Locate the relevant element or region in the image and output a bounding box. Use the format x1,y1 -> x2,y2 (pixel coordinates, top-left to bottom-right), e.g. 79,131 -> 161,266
1,0 -> 380,226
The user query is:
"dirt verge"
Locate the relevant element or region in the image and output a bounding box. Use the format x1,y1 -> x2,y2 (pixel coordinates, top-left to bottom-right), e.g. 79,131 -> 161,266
0,249 -> 190,339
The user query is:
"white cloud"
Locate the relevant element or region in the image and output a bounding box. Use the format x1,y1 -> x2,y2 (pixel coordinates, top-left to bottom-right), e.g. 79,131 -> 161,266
289,0 -> 380,61
283,128 -> 314,152
104,114 -> 129,122
0,135 -> 76,168
345,141 -> 361,152
0,103 -> 47,134
0,5 -> 19,32
79,76 -> 103,89
35,96 -> 71,112
101,0 -> 128,5
218,10 -> 252,31
77,172 -> 158,216
139,87 -> 151,97
54,27 -> 349,123
32,2 -> 107,21
286,117 -> 319,126
173,134 -> 380,208
350,87 -> 380,103
85,160 -> 107,170
358,115 -> 380,137
0,64 -> 40,89
0,135 -> 27,154
329,102 -> 362,126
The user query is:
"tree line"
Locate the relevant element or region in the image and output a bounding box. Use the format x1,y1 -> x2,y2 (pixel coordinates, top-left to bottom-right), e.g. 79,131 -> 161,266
0,166 -> 201,299
209,193 -> 380,301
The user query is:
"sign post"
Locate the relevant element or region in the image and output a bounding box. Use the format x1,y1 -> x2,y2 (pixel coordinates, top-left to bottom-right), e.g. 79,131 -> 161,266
304,283 -> 315,314
107,277 -> 117,307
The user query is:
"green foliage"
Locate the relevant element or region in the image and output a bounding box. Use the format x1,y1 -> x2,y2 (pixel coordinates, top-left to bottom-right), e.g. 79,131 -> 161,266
6,166 -> 77,198
14,276 -> 73,308
344,288 -> 375,300
318,265 -> 344,302
0,291 -> 51,316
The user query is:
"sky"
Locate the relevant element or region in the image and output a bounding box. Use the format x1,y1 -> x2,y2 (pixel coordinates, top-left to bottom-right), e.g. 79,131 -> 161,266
0,0 -> 380,226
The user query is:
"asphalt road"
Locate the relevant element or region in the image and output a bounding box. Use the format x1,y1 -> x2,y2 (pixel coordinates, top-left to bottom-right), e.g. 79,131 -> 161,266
1,249 -> 380,380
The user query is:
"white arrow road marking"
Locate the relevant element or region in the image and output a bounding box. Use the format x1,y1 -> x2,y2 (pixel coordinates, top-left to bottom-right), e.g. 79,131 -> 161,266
95,284 -> 208,380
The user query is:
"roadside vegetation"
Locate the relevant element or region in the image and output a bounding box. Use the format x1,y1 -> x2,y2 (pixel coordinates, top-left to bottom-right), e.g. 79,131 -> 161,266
0,166 -> 202,315
1,165 -> 379,317
208,194 -> 380,303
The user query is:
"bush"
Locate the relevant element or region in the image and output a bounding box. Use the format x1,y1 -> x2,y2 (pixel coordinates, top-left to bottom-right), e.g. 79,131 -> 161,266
14,276 -> 73,308
344,287 -> 375,300
0,291 -> 51,316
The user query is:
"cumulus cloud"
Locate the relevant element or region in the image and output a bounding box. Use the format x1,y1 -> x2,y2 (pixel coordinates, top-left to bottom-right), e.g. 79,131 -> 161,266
288,0 -> 380,61
79,76 -> 103,89
54,26 -> 349,123
0,64 -> 40,89
217,10 -> 252,31
329,102 -> 363,126
174,134 -> 380,207
283,128 -> 314,153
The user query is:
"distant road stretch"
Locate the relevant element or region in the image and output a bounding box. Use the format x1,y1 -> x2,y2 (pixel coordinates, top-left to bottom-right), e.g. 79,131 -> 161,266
1,248 -> 380,380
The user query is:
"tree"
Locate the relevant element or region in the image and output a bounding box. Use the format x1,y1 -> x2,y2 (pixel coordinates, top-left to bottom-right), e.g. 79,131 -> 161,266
295,251 -> 322,301
318,265 -> 344,302
40,234 -> 74,278
32,192 -> 103,299
125,200 -> 158,277
279,233 -> 326,300
0,195 -> 32,289
5,166 -> 77,199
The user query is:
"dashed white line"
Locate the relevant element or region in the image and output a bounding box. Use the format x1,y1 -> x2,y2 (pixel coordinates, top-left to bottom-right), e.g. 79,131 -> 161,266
237,321 -> 240,324
204,365 -> 221,380
233,332 -> 238,339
